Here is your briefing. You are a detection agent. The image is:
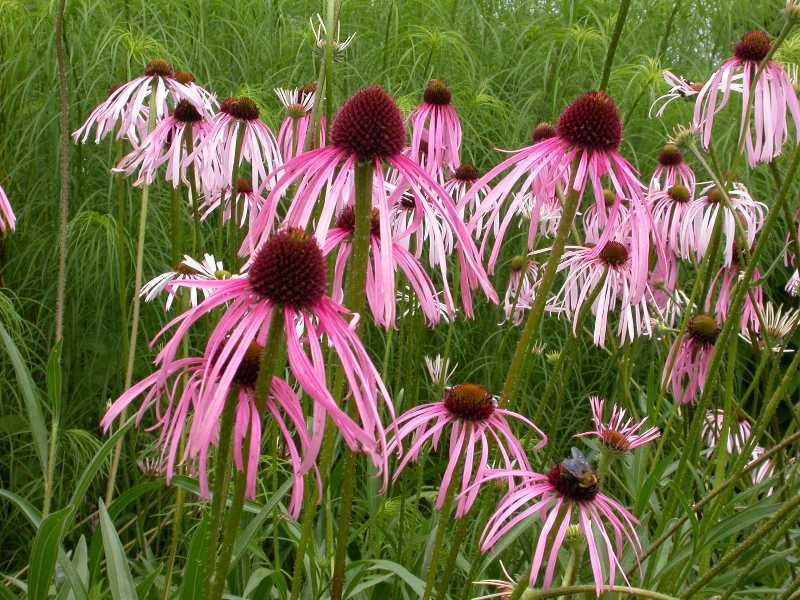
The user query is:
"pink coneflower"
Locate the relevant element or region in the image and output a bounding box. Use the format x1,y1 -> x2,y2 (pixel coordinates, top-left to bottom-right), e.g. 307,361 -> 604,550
114,100 -> 211,188
100,353 -> 315,516
275,85 -> 325,162
141,253 -> 227,311
709,260 -> 764,334
463,93 -> 648,280
679,183 -> 766,267
195,96 -> 282,194
649,143 -> 696,194
445,163 -> 489,231
649,183 -> 693,253
249,86 -> 496,312
702,409 -> 752,454
664,313 -> 719,405
479,448 -> 641,596
503,255 -> 541,326
201,178 -> 265,236
739,301 -> 800,352
694,31 -> 800,166
748,446 -> 776,494
388,383 -> 546,518
72,60 -> 213,145
322,205 -> 447,328
649,71 -> 708,118
409,80 -> 462,175
549,238 -> 654,347
582,189 -> 629,244
154,228 -> 394,481
0,184 -> 15,234
575,396 -> 660,451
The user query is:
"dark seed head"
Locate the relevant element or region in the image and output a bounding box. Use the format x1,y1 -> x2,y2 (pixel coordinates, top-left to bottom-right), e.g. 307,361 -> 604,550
532,121 -> 557,143
227,97 -> 260,121
735,31 -> 771,63
599,241 -> 628,267
233,342 -> 263,388
335,206 -> 381,237
603,189 -> 617,207
658,143 -> 683,166
174,70 -> 196,85
443,384 -> 495,421
557,92 -> 622,151
236,178 -> 253,195
173,100 -> 203,123
547,459 -> 599,502
667,184 -> 690,203
330,86 -> 406,159
300,81 -> 317,98
248,228 -> 327,310
144,59 -> 173,78
706,187 -> 724,204
220,97 -> 238,114
454,163 -> 480,182
510,255 -> 528,272
688,314 -> 720,345
423,79 -> 452,105
601,430 -> 631,452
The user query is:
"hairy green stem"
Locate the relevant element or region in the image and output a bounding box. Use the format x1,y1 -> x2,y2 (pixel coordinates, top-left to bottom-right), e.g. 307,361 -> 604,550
434,513 -> 470,600
598,0 -> 632,92
527,585 -> 678,599
422,475 -> 458,600
54,0 -> 69,344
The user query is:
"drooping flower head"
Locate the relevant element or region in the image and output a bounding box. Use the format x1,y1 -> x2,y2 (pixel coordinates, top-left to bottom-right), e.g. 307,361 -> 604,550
649,183 -> 693,254
249,86 -> 497,316
649,71 -> 709,118
275,85 -> 325,162
154,228 -> 395,483
694,31 -> 800,166
72,60 -> 214,145
388,383 -> 546,518
708,254 -> 764,335
141,253 -> 227,311
479,448 -> 641,596
201,177 -> 265,239
649,143 -> 696,194
701,409 -> 752,454
575,396 -> 660,452
739,301 -> 800,352
0,184 -> 15,234
323,205 -> 447,328
503,254 -> 541,326
409,79 -> 462,175
664,313 -> 719,405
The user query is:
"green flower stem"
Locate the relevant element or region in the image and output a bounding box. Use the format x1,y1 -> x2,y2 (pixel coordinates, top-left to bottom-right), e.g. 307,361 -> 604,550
206,309 -> 285,600
170,187 -> 183,266
330,159 -> 375,600
508,571 -> 532,600
434,512 -> 471,600
501,164 -> 580,408
422,474 -> 458,600
183,123 -> 200,254
105,91 -> 158,505
527,585 -> 678,600
114,141 -> 131,381
227,126 -> 245,268
680,495 -> 800,599
598,0 -> 632,92
558,543 -> 584,600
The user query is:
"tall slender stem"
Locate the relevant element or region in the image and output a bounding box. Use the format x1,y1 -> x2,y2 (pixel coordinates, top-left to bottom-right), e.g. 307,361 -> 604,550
105,91 -> 158,505
422,476 -> 458,600
54,0 -> 69,344
330,159 -> 375,600
434,512 -> 470,600
501,166 -> 580,408
598,0 -> 632,92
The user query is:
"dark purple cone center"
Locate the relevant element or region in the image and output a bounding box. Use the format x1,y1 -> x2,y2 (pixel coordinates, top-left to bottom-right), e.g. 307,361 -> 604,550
423,79 -> 452,105
145,59 -> 173,78
532,122 -> 557,143
174,100 -> 203,123
556,92 -> 622,151
444,384 -> 495,421
658,143 -> 683,166
233,342 -> 263,388
599,241 -> 628,267
547,463 -> 599,502
330,86 -> 406,159
688,314 -> 720,346
735,31 -> 771,63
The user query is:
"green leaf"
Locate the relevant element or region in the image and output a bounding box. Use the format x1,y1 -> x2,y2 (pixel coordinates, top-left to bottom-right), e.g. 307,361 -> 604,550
179,517 -> 209,600
62,536 -> 89,600
0,488 -> 43,528
0,319 -> 48,475
365,559 -> 425,595
98,500 -> 137,600
28,506 -> 72,600
46,341 -> 63,417
230,479 -> 291,568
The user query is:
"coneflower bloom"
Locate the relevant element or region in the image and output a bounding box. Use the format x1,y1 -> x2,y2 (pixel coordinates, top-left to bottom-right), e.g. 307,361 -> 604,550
141,253 -> 227,311
445,163 -> 488,229
311,13 -> 356,58
72,60 -> 213,145
649,183 -> 693,253
503,255 -> 541,326
649,71 -> 707,119
748,446 -> 776,494
154,228 -> 394,481
409,80 -> 462,175
114,100 -> 211,188
323,205 -> 447,328
664,313 -> 719,405
0,184 -> 15,234
739,301 -> 800,352
463,93 -> 648,282
424,354 -> 457,388
100,354 -> 316,516
648,143 -> 696,194
680,183 -> 766,267
173,70 -> 218,110
549,238 -> 654,347
694,31 -> 800,166
479,448 -> 642,596
388,383 -> 546,518
582,189 -> 629,244
575,396 -> 660,452
202,178 -> 264,236
250,86 -> 496,312
709,260 -> 764,334
196,96 -> 282,194
701,409 -> 752,454
275,85 -> 324,162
